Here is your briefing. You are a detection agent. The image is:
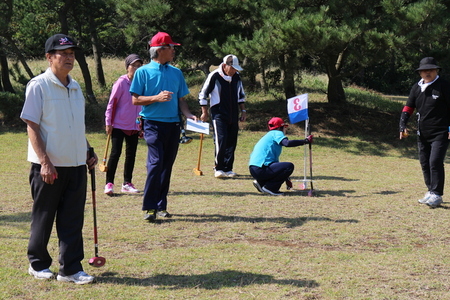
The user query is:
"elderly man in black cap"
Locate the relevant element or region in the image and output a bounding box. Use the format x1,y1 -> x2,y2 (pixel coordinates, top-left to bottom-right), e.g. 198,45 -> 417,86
399,57 -> 450,208
20,34 -> 97,284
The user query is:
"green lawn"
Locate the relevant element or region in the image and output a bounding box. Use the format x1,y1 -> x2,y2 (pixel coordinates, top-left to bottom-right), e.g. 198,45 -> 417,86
1,124 -> 450,299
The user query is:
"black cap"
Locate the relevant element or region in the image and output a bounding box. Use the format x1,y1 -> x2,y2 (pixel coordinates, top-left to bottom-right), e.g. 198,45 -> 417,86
45,34 -> 80,53
416,57 -> 441,71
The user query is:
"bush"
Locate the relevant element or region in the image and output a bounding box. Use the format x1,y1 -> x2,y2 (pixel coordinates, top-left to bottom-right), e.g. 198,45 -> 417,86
0,92 -> 24,125
85,100 -> 107,132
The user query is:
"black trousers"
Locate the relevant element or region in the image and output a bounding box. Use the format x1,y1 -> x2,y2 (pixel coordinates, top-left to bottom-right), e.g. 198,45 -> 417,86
27,164 -> 87,276
418,136 -> 449,195
106,128 -> 139,185
212,117 -> 239,172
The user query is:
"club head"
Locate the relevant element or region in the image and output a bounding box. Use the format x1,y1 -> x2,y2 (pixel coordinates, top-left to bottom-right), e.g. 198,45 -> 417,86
89,256 -> 106,267
308,189 -> 315,197
179,136 -> 193,144
98,164 -> 108,172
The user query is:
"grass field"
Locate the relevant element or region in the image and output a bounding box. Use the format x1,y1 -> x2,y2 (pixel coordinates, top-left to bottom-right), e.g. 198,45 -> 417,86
2,58 -> 450,299
2,118 -> 450,299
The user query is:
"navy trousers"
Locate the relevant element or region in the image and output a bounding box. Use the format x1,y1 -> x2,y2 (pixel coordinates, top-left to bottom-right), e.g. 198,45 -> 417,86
249,162 -> 294,192
142,120 -> 180,211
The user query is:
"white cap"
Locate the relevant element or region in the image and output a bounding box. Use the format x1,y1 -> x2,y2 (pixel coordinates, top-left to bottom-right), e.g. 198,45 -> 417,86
223,54 -> 243,71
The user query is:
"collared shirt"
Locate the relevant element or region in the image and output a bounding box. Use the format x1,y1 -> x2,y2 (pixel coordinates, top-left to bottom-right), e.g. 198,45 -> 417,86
418,75 -> 439,92
130,60 -> 189,123
105,74 -> 141,130
21,68 -> 87,166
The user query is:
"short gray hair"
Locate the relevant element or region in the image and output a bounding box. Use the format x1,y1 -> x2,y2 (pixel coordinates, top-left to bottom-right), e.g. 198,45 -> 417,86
149,46 -> 163,59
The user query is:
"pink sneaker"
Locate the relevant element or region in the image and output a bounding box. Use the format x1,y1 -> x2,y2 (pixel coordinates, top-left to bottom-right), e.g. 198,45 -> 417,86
104,182 -> 114,196
121,183 -> 139,193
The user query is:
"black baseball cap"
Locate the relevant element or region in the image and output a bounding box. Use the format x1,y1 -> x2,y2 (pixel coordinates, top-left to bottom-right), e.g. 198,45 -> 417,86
45,34 -> 80,53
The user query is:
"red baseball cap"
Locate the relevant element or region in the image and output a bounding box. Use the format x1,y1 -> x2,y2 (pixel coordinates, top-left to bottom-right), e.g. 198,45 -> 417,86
149,32 -> 181,47
268,117 -> 288,130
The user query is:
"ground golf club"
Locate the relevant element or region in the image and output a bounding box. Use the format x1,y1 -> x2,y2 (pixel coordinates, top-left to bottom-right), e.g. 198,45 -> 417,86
98,133 -> 110,172
193,133 -> 204,175
88,147 -> 106,267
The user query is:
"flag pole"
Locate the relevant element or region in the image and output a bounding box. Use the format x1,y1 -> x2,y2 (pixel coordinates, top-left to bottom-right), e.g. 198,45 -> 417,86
303,119 -> 308,189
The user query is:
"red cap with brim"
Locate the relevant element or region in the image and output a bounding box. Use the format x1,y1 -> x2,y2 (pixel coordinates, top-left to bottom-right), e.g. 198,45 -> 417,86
149,32 -> 181,47
268,117 -> 288,130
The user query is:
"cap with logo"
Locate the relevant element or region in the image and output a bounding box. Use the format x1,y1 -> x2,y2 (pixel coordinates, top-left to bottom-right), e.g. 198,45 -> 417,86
45,34 -> 80,53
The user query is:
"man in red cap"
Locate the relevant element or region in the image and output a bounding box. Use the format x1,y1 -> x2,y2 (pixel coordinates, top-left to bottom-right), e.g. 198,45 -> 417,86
130,32 -> 197,222
248,117 -> 312,196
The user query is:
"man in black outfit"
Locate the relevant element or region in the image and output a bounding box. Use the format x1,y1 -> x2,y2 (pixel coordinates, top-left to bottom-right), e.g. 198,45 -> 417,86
399,57 -> 450,208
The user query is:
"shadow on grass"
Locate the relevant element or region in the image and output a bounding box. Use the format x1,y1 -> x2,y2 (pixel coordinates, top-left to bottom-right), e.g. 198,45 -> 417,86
98,269 -> 319,289
158,213 -> 358,227
0,212 -> 30,223
199,175 -> 359,182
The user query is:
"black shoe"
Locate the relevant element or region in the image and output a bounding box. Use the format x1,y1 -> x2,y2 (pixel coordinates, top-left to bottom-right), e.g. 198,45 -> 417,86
157,210 -> 172,218
252,180 -> 264,193
144,209 -> 156,222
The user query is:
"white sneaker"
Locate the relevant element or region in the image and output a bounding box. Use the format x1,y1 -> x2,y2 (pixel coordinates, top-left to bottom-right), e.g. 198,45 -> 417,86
28,265 -> 54,280
57,271 -> 95,284
225,171 -> 237,178
262,186 -> 284,196
426,193 -> 443,208
418,191 -> 432,204
121,182 -> 139,193
104,182 -> 114,196
214,170 -> 227,178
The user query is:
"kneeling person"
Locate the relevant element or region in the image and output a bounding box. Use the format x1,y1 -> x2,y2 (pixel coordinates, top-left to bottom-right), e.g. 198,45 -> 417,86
249,117 -> 312,196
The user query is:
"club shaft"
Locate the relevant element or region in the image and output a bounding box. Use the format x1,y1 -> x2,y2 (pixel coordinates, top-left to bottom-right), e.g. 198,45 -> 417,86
89,147 -> 99,257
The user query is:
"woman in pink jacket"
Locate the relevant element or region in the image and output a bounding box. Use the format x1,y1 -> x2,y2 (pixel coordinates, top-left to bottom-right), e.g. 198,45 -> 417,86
104,54 -> 143,195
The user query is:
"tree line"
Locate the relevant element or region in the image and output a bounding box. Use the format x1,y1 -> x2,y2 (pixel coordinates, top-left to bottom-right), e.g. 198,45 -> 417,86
1,0 -> 450,103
